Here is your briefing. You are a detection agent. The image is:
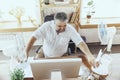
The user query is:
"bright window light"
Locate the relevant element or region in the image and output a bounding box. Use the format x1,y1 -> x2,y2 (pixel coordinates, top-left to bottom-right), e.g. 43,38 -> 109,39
81,0 -> 120,18
0,0 -> 40,22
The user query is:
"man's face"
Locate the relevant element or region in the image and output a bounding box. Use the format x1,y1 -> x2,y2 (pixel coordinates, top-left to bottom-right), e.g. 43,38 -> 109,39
55,20 -> 67,34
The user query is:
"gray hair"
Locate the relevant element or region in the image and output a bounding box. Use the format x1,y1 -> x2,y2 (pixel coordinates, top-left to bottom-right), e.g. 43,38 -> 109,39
54,12 -> 68,21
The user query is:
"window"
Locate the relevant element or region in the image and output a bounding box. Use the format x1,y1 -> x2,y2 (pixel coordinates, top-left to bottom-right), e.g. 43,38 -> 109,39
0,0 -> 40,24
81,0 -> 120,18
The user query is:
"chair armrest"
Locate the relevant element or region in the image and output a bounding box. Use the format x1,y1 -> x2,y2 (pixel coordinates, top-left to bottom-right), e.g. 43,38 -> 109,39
35,45 -> 43,53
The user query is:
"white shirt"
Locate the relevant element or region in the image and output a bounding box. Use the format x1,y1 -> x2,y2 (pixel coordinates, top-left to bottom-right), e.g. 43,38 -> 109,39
32,21 -> 83,58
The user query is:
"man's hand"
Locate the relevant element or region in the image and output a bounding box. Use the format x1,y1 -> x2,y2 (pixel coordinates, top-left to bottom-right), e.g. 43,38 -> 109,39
77,42 -> 99,67
87,55 -> 99,68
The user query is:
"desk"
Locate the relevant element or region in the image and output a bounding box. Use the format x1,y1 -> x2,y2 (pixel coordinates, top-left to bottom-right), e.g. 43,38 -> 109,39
0,21 -> 38,32
24,77 -> 80,80
80,18 -> 120,28
1,54 -> 120,80
105,53 -> 120,80
23,54 -> 120,80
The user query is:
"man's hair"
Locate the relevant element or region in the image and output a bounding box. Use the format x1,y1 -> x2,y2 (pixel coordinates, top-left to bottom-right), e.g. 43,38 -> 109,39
54,12 -> 68,21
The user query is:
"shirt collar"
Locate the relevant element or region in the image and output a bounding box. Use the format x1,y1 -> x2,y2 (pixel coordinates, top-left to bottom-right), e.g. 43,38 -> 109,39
50,20 -> 69,34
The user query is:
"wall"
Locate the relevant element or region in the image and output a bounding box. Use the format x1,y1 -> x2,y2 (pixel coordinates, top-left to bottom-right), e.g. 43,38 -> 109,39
78,28 -> 100,43
78,28 -> 120,45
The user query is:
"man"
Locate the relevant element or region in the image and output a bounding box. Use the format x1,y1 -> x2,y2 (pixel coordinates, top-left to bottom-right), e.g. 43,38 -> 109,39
26,12 -> 98,67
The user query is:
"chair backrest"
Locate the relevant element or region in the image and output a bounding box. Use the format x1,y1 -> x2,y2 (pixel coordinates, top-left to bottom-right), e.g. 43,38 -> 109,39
44,14 -> 54,22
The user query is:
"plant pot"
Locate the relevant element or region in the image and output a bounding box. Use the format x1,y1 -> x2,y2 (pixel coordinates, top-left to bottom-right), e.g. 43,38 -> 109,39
44,0 -> 49,5
86,14 -> 91,23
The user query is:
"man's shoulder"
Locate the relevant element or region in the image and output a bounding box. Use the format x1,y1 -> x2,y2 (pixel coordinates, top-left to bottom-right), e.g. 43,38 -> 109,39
40,20 -> 54,29
66,24 -> 76,31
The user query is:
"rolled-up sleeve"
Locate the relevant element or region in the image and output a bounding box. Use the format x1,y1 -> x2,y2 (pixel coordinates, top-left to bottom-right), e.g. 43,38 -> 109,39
32,23 -> 46,40
70,26 -> 83,46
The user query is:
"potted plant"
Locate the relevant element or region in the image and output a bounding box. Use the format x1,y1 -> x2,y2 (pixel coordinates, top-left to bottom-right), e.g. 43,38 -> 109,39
10,68 -> 24,80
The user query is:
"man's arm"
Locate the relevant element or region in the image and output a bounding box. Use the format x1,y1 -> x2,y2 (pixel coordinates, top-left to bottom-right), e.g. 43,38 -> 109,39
26,36 -> 36,59
77,42 -> 97,67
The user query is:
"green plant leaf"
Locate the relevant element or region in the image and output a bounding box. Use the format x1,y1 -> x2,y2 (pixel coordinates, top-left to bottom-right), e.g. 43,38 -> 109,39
87,0 -> 93,6
10,68 -> 24,80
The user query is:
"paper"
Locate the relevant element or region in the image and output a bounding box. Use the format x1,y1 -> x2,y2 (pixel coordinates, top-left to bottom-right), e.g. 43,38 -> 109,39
92,64 -> 109,75
92,50 -> 112,75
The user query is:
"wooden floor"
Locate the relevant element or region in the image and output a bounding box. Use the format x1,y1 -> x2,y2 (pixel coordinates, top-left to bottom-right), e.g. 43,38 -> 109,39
88,45 -> 120,54
1,45 -> 120,60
